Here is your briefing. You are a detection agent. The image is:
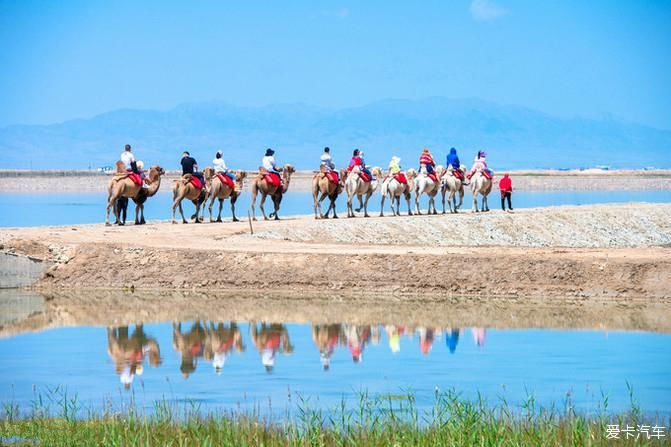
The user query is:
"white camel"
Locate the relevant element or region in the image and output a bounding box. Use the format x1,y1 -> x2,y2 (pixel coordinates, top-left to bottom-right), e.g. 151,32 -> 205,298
379,170 -> 415,217
412,166 -> 444,215
470,168 -> 493,212
440,166 -> 467,214
345,166 -> 382,218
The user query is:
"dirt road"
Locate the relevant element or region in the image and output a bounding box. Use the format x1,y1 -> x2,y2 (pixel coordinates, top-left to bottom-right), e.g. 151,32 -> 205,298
1,203 -> 670,300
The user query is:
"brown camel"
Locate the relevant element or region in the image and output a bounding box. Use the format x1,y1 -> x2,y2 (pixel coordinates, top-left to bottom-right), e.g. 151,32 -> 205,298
105,162 -> 165,226
250,164 -> 295,221
312,166 -> 346,219
203,167 -> 247,222
171,173 -> 209,224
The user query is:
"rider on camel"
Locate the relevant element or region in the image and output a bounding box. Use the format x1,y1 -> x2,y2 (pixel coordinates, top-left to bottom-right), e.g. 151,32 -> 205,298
419,148 -> 436,175
467,150 -> 492,181
262,148 -> 283,187
320,147 -> 339,182
213,150 -> 236,181
347,149 -> 372,181
181,151 -> 206,189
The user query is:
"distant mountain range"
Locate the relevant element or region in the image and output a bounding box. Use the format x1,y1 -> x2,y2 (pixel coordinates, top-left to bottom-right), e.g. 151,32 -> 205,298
1,97 -> 669,170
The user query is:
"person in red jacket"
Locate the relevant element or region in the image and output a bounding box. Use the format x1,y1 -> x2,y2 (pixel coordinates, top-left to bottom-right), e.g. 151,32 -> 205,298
419,148 -> 436,175
499,173 -> 513,212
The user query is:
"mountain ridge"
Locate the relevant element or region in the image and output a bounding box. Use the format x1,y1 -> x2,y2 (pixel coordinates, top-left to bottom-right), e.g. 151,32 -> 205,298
1,97 -> 669,170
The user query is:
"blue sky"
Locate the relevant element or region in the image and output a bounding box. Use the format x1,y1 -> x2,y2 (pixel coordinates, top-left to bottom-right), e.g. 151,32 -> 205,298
1,0 -> 670,129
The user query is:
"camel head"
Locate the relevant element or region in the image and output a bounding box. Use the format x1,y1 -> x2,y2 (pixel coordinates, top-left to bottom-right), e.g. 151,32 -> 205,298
146,165 -> 165,183
234,170 -> 247,181
406,168 -> 417,178
115,160 -> 126,173
371,167 -> 383,177
435,165 -> 445,176
339,168 -> 348,181
283,164 -> 295,175
202,167 -> 215,180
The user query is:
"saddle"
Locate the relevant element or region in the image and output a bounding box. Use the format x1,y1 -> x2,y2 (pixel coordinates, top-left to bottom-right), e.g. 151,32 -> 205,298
482,170 -> 493,180
427,172 -> 438,183
325,171 -> 339,184
182,174 -> 203,190
217,173 -> 235,189
263,172 -> 282,187
393,173 -> 407,184
452,170 -> 464,181
358,172 -> 371,183
128,172 -> 143,187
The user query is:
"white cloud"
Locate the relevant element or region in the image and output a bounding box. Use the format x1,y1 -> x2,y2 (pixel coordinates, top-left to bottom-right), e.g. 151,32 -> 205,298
470,0 -> 508,21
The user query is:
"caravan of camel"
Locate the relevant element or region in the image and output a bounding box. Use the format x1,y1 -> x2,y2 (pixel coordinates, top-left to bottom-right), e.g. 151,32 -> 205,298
105,158 -> 493,226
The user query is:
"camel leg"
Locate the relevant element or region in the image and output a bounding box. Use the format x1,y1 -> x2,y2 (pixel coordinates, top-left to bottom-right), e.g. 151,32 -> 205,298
272,194 -> 281,220
355,194 -> 364,213
380,192 -> 386,217
105,193 -> 114,226
457,188 -> 464,210
192,200 -> 202,223
250,187 -> 258,221
431,194 -> 438,215
216,198 -> 224,222
330,195 -> 339,219
208,194 -> 215,223
177,199 -> 188,224
473,193 -> 479,213
441,188 -> 447,214
134,202 -> 140,225
484,195 -> 490,212
231,194 -> 239,222
347,193 -> 354,218
317,192 -> 328,219
362,192 -> 371,218
415,191 -> 422,215
259,194 -> 269,220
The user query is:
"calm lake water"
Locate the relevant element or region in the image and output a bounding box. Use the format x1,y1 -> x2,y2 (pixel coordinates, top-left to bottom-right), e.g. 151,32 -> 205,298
0,314 -> 669,418
0,190 -> 670,227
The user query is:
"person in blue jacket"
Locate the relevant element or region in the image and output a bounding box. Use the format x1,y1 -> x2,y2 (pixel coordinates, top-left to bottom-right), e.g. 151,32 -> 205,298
446,147 -> 461,170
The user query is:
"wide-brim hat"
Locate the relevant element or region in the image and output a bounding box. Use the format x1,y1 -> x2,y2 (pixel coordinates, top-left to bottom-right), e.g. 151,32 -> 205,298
265,148 -> 275,156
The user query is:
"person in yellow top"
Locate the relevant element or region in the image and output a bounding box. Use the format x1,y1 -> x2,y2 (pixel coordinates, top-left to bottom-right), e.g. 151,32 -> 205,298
388,156 -> 402,175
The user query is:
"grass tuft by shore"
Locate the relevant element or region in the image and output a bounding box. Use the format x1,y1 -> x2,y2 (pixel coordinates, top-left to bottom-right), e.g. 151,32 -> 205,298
2,389 -> 667,446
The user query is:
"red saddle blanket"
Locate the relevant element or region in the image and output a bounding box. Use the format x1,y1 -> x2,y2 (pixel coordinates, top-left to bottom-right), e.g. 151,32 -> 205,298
452,170 -> 464,180
217,173 -> 235,189
325,171 -> 339,184
264,172 -> 282,187
427,173 -> 438,182
358,172 -> 371,182
128,172 -> 143,187
482,170 -> 493,180
190,176 -> 203,189
393,173 -> 407,184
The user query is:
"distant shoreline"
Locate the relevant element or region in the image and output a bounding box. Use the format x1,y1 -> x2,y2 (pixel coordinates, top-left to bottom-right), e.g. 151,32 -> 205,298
1,168 -> 670,193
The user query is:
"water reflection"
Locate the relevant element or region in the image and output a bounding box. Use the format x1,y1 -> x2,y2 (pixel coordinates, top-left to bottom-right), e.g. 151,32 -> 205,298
250,321 -> 294,373
109,321 -> 491,383
107,325 -> 162,389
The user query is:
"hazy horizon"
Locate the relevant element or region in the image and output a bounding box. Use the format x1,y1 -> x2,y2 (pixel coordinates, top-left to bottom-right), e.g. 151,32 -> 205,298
2,1 -> 670,129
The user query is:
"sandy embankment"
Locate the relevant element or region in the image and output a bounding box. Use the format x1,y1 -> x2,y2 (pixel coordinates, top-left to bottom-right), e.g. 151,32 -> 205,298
1,169 -> 671,192
1,203 -> 670,302
2,288 -> 670,338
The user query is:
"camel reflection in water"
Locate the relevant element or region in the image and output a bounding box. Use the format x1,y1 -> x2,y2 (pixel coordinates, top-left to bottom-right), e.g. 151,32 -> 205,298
250,321 -> 294,373
107,325 -> 162,389
172,321 -> 246,378
312,324 -> 345,370
204,321 -> 245,375
108,321 -> 488,383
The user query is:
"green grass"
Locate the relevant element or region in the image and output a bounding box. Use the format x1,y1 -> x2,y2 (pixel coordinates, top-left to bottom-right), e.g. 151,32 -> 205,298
1,389 -> 668,446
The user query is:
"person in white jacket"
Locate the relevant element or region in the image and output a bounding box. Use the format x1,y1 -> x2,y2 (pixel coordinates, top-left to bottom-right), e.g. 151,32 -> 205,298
213,151 -> 235,180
